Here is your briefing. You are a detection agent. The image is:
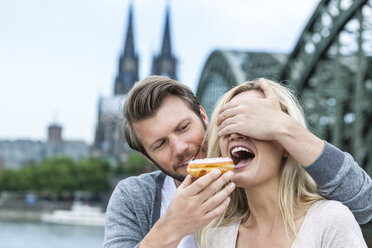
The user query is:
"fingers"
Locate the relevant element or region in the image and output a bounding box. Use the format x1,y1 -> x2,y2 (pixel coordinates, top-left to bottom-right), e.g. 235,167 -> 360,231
217,102 -> 239,126
203,196 -> 231,221
217,109 -> 240,133
218,122 -> 239,137
169,172 -> 235,235
196,171 -> 234,202
217,101 -> 239,126
185,169 -> 221,196
178,174 -> 194,190
259,78 -> 276,100
218,100 -> 238,115
201,181 -> 235,214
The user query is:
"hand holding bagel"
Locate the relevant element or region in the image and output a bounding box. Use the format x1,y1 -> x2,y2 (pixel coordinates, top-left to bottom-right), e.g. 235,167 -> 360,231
187,157 -> 234,178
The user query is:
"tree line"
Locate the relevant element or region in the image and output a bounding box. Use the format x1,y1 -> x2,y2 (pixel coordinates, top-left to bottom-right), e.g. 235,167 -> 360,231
0,153 -> 156,198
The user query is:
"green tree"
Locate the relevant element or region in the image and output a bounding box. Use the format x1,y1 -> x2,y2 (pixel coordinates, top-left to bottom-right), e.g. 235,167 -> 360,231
115,152 -> 156,176
0,169 -> 19,191
77,157 -> 111,194
0,156 -> 112,197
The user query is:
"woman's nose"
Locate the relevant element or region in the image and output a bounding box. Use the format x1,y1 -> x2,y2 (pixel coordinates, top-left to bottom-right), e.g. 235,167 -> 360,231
229,133 -> 245,141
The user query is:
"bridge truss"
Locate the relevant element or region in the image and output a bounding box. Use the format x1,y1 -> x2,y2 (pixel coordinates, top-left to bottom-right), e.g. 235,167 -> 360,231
196,0 -> 372,174
281,0 -> 372,173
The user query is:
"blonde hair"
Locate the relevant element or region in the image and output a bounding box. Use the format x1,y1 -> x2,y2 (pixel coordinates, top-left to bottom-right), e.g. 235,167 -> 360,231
197,79 -> 323,247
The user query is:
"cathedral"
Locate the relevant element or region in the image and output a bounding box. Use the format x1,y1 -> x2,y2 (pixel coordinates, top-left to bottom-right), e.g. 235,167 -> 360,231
92,3 -> 178,163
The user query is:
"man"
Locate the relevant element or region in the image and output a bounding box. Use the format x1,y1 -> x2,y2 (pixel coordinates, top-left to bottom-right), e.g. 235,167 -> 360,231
104,76 -> 372,248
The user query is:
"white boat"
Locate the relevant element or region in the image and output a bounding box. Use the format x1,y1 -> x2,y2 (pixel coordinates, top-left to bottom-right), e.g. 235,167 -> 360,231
41,202 -> 105,226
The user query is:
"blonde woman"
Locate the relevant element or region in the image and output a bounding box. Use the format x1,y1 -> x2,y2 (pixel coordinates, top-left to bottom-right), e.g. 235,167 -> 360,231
198,79 -> 367,248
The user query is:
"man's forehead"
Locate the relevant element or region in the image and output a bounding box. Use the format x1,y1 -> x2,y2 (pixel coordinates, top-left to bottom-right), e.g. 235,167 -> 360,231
151,95 -> 195,118
132,100 -> 195,144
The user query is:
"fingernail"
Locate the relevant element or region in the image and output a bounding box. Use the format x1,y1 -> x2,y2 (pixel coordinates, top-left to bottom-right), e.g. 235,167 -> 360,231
228,182 -> 235,190
225,171 -> 233,178
214,169 -> 221,176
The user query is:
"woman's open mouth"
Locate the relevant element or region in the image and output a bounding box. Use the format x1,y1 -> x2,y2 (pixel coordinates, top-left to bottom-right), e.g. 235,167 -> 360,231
230,145 -> 255,169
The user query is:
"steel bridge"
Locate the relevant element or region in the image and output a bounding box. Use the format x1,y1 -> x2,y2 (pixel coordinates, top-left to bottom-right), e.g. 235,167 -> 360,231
196,0 -> 372,175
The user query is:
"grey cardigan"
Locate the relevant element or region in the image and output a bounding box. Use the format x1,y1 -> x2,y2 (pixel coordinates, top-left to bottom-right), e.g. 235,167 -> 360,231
103,142 -> 372,247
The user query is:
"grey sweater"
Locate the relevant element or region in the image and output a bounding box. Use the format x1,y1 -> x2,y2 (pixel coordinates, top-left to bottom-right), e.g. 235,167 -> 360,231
103,142 -> 372,248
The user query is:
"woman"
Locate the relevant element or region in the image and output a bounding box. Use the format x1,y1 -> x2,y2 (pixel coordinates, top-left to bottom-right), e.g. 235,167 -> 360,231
197,79 -> 367,247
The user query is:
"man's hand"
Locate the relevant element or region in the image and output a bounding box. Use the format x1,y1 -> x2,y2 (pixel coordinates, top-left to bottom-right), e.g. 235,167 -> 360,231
167,170 -> 235,236
217,78 -> 286,141
217,78 -> 324,167
140,170 -> 235,248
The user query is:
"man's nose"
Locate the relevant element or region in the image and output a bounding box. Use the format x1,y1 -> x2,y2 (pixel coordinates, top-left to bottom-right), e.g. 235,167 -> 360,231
172,137 -> 189,155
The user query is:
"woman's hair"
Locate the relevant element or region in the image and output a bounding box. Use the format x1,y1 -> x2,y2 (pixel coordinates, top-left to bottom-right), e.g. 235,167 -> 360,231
197,79 -> 323,248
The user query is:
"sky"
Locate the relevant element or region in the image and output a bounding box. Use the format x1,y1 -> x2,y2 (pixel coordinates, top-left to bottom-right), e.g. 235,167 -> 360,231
0,0 -> 319,144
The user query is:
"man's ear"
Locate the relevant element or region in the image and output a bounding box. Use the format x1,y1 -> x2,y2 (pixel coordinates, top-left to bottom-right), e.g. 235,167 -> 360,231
199,105 -> 209,127
283,149 -> 289,158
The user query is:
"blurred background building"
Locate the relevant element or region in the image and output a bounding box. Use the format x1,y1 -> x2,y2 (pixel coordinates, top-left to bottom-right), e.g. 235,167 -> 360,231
0,123 -> 90,169
92,4 -> 178,164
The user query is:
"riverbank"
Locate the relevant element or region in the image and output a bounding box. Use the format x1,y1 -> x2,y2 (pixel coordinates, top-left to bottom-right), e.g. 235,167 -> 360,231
0,198 -> 106,224
0,198 -> 71,221
0,208 -> 41,221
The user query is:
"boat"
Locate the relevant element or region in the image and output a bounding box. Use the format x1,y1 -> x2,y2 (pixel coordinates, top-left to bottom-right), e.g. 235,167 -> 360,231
41,201 -> 105,226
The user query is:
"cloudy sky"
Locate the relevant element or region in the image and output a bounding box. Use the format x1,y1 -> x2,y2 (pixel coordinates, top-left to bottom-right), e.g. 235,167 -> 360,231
0,0 -> 319,143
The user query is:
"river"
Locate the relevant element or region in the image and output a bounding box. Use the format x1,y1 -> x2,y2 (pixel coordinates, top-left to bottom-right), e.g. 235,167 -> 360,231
0,220 -> 104,248
1,219 -> 371,247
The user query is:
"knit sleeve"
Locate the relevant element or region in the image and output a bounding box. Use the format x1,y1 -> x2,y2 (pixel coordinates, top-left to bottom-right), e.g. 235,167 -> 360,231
103,179 -> 144,248
305,141 -> 372,224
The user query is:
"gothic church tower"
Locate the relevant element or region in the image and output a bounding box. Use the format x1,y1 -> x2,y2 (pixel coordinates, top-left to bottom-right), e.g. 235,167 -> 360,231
93,3 -> 178,163
151,5 -> 177,79
114,3 -> 139,95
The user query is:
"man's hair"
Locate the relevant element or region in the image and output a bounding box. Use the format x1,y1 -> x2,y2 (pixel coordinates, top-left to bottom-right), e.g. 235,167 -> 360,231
123,75 -> 202,155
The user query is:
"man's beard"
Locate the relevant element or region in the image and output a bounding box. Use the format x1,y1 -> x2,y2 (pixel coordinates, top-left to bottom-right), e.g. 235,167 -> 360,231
156,165 -> 186,182
147,155 -> 190,182
145,116 -> 207,182
147,146 -> 206,182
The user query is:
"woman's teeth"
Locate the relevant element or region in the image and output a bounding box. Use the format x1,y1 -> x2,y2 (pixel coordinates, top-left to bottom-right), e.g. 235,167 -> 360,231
231,147 -> 251,158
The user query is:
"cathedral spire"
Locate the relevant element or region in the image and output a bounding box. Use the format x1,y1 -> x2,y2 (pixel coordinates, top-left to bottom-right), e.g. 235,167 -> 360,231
151,2 -> 177,80
123,2 -> 135,58
161,4 -> 172,57
114,2 -> 139,95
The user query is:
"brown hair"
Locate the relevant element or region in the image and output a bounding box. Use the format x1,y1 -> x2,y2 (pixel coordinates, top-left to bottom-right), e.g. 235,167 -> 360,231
123,75 -> 202,155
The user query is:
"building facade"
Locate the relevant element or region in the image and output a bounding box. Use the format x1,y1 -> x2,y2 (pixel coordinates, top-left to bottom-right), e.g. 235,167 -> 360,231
92,3 -> 178,163
0,123 -> 90,169
151,6 -> 177,79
